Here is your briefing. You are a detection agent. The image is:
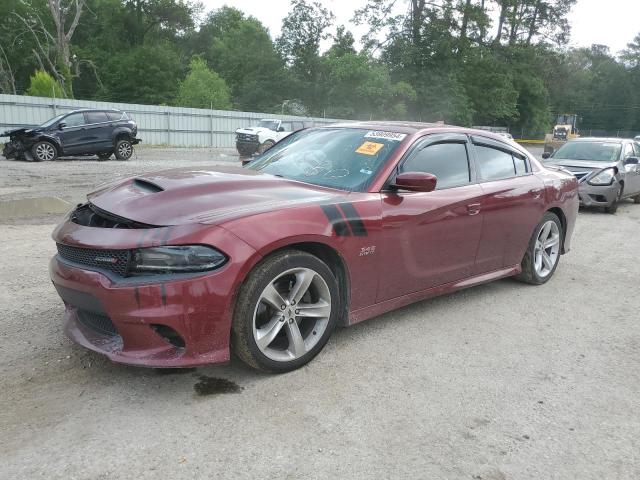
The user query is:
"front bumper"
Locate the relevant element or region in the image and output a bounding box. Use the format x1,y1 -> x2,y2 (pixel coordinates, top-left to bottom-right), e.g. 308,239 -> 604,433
49,222 -> 258,367
236,140 -> 258,156
577,181 -> 619,207
2,140 -> 23,159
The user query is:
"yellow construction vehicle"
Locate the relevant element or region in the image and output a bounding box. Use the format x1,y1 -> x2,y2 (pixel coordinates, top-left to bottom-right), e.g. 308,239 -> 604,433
544,114 -> 579,154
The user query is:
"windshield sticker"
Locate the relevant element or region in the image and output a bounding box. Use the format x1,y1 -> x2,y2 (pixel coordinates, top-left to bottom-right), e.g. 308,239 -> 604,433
356,141 -> 385,156
359,168 -> 373,175
364,131 -> 407,141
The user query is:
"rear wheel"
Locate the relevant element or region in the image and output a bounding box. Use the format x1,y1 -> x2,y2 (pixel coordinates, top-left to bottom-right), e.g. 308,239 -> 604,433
634,194 -> 640,204
31,141 -> 57,162
114,139 -> 133,160
516,212 -> 563,285
232,250 -> 339,373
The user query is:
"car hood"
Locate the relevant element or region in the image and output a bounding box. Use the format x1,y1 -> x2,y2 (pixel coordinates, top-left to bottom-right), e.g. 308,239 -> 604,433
2,127 -> 39,138
87,166 -> 346,226
235,127 -> 272,135
547,159 -> 617,171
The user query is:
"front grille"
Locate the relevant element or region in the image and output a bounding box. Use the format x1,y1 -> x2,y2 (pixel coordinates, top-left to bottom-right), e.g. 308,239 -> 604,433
57,243 -> 130,276
569,171 -> 589,181
236,133 -> 257,142
77,309 -> 118,336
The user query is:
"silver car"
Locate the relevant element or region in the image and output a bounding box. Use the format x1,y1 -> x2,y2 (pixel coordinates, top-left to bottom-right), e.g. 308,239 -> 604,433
543,138 -> 640,213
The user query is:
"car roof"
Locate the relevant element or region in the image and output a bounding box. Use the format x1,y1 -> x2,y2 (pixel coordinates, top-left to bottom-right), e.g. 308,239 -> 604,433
328,120 -> 448,134
66,108 -> 123,114
569,137 -> 626,143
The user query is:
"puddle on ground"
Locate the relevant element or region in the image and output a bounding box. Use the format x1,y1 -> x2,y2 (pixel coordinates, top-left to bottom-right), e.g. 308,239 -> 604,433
193,375 -> 243,396
0,196 -> 72,219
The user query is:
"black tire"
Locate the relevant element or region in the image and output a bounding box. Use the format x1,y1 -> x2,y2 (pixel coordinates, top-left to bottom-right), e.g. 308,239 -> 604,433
257,140 -> 275,155
515,212 -> 563,285
31,141 -> 58,162
604,185 -> 622,214
634,194 -> 640,204
114,139 -> 133,160
97,152 -> 112,161
232,250 -> 340,373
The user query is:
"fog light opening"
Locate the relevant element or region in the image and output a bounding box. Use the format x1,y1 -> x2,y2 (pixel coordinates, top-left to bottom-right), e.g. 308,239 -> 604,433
151,324 -> 185,348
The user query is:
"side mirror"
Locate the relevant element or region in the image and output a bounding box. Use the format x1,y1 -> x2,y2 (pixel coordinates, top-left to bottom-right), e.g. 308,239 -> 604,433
277,127 -> 285,132
58,122 -> 66,130
624,156 -> 639,165
391,172 -> 437,192
542,152 -> 551,159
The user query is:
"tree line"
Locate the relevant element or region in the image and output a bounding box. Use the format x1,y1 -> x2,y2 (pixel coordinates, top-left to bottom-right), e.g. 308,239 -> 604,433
1,0 -> 639,133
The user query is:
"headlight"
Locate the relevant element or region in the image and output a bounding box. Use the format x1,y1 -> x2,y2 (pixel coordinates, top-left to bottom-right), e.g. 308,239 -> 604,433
588,168 -> 616,186
131,245 -> 226,274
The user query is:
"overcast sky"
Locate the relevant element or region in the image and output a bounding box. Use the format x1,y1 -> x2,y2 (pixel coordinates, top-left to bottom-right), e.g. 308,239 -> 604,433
199,0 -> 640,55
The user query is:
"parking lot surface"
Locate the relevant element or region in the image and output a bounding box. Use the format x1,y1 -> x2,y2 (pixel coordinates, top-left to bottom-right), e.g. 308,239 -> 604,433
1,146 -> 639,479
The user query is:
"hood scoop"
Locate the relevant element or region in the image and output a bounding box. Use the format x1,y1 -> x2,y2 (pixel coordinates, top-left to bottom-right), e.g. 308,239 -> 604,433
133,178 -> 164,193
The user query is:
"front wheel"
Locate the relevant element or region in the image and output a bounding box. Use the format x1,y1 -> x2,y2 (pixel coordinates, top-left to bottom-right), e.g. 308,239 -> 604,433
515,212 -> 563,285
604,185 -> 622,214
232,250 -> 340,373
31,141 -> 57,162
257,140 -> 275,155
114,139 -> 133,160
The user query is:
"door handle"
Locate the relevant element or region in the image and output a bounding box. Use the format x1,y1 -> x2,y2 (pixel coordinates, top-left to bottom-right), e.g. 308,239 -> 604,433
467,203 -> 481,215
529,189 -> 542,199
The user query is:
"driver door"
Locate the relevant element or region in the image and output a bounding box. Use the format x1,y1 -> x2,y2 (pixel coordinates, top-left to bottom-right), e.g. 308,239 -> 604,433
376,134 -> 484,302
57,112 -> 88,154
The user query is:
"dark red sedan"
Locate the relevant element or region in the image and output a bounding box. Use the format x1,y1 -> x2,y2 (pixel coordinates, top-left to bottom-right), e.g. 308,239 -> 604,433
50,122 -> 579,372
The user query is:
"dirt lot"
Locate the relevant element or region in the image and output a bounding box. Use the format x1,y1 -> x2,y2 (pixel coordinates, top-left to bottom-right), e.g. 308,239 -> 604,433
1,146 -> 639,479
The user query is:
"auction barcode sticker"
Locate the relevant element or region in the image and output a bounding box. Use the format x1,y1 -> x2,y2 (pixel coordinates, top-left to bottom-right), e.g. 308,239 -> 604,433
364,131 -> 407,141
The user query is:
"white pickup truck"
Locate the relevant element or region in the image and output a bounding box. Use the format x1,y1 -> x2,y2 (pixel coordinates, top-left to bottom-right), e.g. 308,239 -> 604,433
235,118 -> 308,157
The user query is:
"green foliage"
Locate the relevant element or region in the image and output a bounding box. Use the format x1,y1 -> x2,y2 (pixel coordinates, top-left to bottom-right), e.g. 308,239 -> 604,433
175,58 -> 232,110
99,43 -> 182,105
25,70 -> 64,98
3,0 -> 640,135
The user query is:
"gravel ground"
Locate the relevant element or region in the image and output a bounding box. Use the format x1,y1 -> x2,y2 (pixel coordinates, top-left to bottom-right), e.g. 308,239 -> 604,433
1,145 -> 639,480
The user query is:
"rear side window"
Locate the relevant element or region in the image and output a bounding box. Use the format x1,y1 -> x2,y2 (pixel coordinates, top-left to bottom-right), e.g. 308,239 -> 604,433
514,155 -> 528,175
107,111 -> 124,121
280,122 -> 293,132
633,142 -> 640,156
85,111 -> 109,124
475,145 -> 520,181
401,142 -> 471,189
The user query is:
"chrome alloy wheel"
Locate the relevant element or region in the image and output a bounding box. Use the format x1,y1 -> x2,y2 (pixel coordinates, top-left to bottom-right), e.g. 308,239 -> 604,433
534,220 -> 560,278
117,142 -> 132,158
35,143 -> 56,161
253,267 -> 331,362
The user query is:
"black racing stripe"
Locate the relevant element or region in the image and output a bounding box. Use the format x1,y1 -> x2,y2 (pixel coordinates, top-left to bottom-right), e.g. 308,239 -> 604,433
160,284 -> 167,307
338,202 -> 367,237
321,204 -> 351,237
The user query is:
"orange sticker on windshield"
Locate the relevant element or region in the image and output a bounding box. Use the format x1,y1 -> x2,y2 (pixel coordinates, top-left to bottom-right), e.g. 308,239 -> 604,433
356,141 -> 384,156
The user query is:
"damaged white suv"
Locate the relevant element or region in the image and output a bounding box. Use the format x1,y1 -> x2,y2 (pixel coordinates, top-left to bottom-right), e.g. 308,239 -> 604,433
235,119 -> 307,157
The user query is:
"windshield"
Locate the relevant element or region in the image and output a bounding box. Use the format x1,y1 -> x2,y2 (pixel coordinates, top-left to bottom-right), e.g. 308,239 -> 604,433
552,141 -> 622,162
258,120 -> 279,131
247,128 -> 406,192
40,114 -> 66,128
